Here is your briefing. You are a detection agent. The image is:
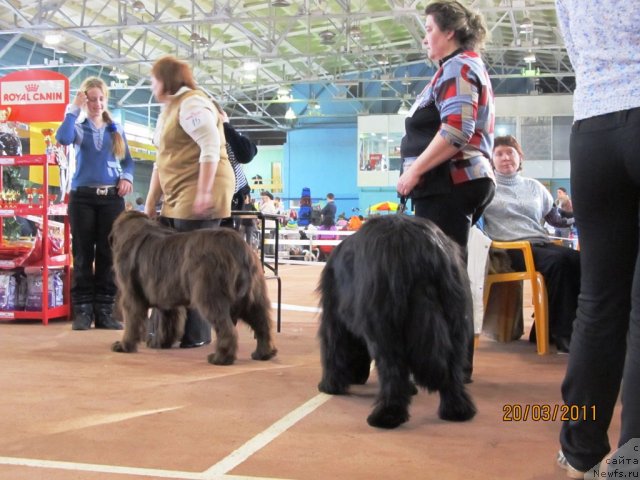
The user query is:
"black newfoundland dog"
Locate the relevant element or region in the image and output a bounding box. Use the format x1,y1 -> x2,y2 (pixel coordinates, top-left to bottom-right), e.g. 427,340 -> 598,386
110,211 -> 277,365
317,214 -> 476,428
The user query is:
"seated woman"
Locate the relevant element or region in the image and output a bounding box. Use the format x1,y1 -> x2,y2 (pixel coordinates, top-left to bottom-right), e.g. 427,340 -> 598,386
482,135 -> 579,354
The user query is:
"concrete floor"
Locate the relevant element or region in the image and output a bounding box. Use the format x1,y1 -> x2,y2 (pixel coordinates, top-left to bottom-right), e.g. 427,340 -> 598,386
0,262 -> 621,480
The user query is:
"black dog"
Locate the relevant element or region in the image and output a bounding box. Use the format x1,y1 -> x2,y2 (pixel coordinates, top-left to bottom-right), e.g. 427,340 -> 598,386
317,214 -> 476,428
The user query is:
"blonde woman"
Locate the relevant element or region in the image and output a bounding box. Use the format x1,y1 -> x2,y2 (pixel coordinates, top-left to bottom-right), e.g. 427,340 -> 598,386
56,76 -> 134,330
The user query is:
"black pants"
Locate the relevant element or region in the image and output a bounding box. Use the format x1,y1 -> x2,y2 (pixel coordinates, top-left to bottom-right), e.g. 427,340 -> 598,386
560,107 -> 640,471
507,243 -> 580,340
220,184 -> 250,230
413,177 -> 495,257
413,177 -> 496,379
68,190 -> 124,305
158,216 -> 221,346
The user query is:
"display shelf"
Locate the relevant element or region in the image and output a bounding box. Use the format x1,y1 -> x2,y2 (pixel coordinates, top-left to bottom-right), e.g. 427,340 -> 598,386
0,151 -> 71,325
0,154 -> 59,166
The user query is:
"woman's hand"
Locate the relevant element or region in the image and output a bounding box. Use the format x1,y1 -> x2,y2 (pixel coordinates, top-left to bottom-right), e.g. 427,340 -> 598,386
193,191 -> 214,217
144,201 -> 157,218
117,179 -> 133,197
397,167 -> 421,197
72,90 -> 88,110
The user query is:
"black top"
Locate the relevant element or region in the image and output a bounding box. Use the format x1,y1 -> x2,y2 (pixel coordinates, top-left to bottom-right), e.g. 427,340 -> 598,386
400,103 -> 452,198
321,201 -> 337,227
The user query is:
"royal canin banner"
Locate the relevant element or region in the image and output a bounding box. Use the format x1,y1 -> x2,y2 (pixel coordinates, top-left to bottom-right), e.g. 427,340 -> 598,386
0,70 -> 69,122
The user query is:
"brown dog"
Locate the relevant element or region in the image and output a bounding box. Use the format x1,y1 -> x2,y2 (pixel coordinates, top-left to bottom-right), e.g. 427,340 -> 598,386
110,211 -> 277,365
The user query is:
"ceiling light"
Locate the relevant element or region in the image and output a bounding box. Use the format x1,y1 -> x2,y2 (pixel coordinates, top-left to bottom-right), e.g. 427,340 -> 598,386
44,32 -> 62,45
271,0 -> 291,6
349,25 -> 362,40
520,16 -> 534,33
397,102 -> 410,115
523,51 -> 536,63
189,32 -> 201,43
243,61 -> 259,71
109,67 -> 120,77
319,30 -> 336,45
131,0 -> 145,13
308,99 -> 321,115
277,86 -> 292,101
115,70 -> 129,80
285,107 -> 297,120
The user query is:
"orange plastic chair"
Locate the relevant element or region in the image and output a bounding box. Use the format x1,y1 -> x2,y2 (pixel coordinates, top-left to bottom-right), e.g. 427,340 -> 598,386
484,240 -> 549,355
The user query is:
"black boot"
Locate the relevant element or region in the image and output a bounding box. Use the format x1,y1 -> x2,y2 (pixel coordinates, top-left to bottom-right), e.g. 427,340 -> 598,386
72,304 -> 94,330
94,303 -> 123,330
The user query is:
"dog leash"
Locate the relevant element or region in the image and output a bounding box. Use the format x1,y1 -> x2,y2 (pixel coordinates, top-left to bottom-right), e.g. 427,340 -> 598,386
397,196 -> 408,214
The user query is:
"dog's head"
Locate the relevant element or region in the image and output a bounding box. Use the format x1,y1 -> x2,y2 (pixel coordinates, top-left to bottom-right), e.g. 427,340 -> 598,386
110,210 -> 157,254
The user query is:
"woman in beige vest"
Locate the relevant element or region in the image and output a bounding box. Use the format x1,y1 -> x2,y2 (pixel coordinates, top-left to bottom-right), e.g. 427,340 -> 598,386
144,55 -> 234,348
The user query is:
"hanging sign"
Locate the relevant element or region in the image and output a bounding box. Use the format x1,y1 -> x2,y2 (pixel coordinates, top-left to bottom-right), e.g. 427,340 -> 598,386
0,70 -> 69,122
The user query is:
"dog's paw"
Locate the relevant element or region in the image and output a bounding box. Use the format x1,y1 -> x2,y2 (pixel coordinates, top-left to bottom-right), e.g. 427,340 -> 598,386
367,404 -> 409,429
207,352 -> 235,366
349,370 -> 370,385
318,379 -> 348,395
438,395 -> 477,422
111,341 -> 136,353
251,347 -> 278,361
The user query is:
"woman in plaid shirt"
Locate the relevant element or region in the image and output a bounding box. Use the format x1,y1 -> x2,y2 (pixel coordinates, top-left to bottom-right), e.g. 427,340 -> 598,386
397,0 -> 495,382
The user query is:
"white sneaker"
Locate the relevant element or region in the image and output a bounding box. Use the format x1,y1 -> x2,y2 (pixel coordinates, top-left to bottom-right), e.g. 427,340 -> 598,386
557,450 -> 586,479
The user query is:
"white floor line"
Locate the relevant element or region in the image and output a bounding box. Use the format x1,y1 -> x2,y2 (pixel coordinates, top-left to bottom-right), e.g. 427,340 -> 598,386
0,456 -> 204,479
272,303 -> 321,314
203,393 -> 331,478
0,456 -> 292,480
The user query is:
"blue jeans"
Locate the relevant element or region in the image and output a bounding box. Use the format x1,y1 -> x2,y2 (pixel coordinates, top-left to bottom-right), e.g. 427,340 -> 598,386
68,190 -> 124,305
560,107 -> 640,471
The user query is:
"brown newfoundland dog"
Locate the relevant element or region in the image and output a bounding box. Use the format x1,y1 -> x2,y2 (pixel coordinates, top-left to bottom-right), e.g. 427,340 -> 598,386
317,214 -> 476,428
110,211 -> 277,365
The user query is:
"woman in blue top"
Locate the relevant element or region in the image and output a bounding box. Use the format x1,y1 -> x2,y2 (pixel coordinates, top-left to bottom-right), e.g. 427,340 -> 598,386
56,76 -> 134,331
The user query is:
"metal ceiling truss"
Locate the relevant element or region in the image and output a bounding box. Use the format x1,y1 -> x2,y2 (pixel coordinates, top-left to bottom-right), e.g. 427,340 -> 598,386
0,0 -> 573,141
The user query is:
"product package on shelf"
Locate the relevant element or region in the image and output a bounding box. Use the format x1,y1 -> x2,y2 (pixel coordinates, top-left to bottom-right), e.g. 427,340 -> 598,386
0,270 -> 19,310
0,268 -> 64,311
0,226 -> 64,269
24,269 -> 64,311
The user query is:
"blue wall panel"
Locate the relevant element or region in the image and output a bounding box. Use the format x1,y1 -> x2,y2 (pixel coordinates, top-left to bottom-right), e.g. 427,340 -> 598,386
284,125 -> 359,216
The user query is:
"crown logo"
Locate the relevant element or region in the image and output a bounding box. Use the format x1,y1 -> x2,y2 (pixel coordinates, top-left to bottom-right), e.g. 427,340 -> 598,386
25,83 -> 39,92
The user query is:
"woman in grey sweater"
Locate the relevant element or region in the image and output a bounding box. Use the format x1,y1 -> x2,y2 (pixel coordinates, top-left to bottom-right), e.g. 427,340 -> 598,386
482,135 -> 579,354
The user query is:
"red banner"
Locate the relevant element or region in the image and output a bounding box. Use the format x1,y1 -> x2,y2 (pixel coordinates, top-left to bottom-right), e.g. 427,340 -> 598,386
0,70 -> 69,122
